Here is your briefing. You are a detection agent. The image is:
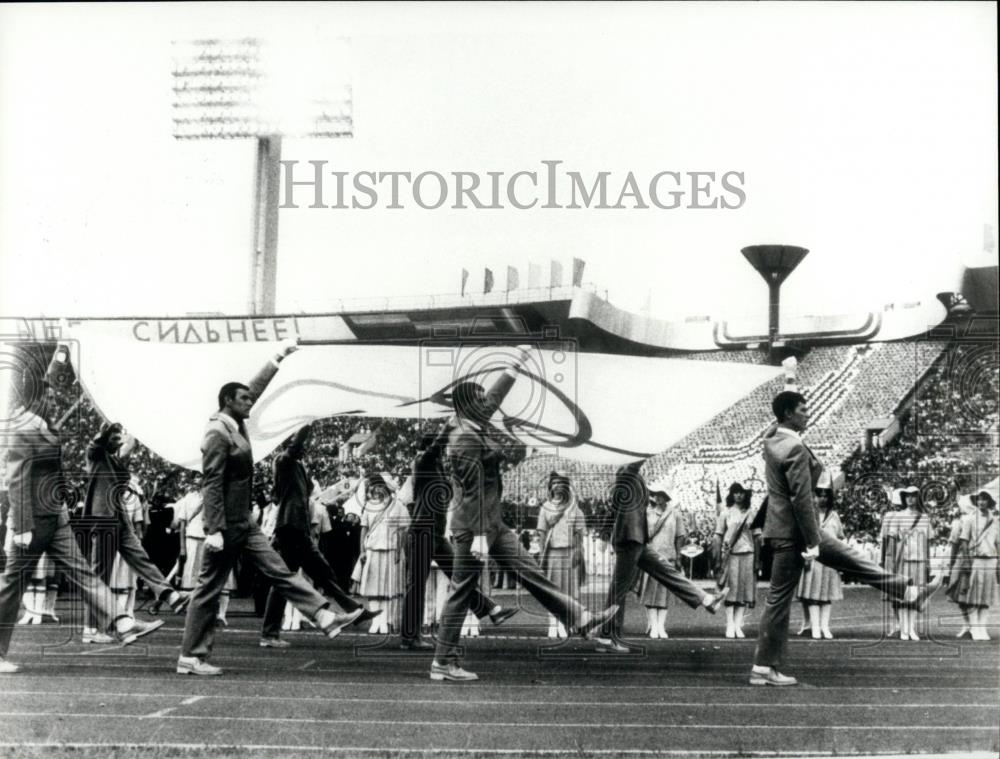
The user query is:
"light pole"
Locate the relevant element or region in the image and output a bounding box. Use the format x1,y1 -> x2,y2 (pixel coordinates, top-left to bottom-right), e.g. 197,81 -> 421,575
172,38 -> 353,315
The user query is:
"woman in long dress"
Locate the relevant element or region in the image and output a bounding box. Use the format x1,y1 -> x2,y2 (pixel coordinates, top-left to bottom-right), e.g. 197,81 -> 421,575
358,473 -> 410,635
106,476 -> 146,620
795,473 -> 843,639
537,471 -> 586,639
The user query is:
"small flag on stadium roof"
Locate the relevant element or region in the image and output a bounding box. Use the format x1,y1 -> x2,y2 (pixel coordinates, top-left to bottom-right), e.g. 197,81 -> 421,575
550,259 -> 563,288
507,266 -> 520,292
528,262 -> 542,290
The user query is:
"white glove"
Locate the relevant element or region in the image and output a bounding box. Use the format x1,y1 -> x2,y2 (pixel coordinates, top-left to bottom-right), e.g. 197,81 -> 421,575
119,431 -> 137,458
204,532 -> 224,552
802,544 -> 820,561
471,534 -> 489,559
12,531 -> 32,548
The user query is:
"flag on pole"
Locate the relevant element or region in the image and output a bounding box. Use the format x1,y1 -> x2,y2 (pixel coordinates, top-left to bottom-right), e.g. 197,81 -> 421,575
506,266 -> 519,292
484,268 -> 494,294
572,257 -> 586,287
550,259 -> 563,288
528,262 -> 542,289
461,268 -> 469,297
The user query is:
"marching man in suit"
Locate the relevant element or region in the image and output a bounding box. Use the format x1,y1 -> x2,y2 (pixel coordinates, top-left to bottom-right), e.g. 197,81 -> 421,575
259,424 -> 380,648
430,348 -> 619,682
750,391 -> 942,686
593,464 -> 725,653
1,371 -> 163,674
399,429 -> 517,651
177,343 -> 362,676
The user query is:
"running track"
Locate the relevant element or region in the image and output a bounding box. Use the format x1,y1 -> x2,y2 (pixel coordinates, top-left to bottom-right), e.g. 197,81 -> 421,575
1,588 -> 997,757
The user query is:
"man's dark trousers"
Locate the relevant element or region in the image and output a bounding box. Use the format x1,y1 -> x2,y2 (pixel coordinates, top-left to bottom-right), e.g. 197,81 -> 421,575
601,541 -> 705,639
400,520 -> 494,642
261,525 -> 361,638
181,523 -> 328,658
754,533 -> 913,668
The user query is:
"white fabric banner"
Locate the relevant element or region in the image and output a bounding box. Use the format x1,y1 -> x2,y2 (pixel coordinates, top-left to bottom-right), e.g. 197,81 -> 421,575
70,329 -> 781,470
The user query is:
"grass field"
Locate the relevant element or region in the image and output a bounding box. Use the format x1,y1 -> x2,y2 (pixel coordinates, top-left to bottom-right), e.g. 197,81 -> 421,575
0,583 -> 997,759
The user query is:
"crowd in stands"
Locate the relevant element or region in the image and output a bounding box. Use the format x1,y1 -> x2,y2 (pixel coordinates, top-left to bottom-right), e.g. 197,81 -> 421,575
839,338 -> 999,542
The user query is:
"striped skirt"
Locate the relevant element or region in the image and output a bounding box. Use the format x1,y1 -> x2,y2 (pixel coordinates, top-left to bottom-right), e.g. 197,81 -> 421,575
722,553 -> 756,607
796,561 -> 843,603
359,549 -> 403,599
964,557 -> 1000,609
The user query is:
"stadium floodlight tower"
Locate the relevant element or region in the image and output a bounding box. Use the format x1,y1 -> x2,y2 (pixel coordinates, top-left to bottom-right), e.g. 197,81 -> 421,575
741,244 -> 809,362
172,37 -> 352,315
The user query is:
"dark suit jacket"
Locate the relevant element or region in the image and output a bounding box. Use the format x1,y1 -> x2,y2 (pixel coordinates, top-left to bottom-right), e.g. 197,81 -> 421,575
272,451 -> 313,534
200,361 -> 278,537
6,412 -> 66,533
610,461 -> 648,547
84,443 -> 131,520
761,425 -> 823,547
409,445 -> 451,533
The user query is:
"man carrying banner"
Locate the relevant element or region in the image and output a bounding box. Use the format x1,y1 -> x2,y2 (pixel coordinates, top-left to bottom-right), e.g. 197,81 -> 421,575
750,391 -> 942,686
259,423 -> 380,648
1,370 -> 162,674
399,429 -> 517,651
177,343 -> 362,676
430,348 -> 619,682
81,422 -> 189,643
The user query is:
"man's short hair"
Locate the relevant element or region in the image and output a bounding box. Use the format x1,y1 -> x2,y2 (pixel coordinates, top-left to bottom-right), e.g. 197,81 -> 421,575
772,390 -> 806,421
218,382 -> 249,410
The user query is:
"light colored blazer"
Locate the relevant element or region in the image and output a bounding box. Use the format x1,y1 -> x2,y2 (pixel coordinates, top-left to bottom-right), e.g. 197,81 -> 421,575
761,425 -> 822,547
200,361 -> 278,537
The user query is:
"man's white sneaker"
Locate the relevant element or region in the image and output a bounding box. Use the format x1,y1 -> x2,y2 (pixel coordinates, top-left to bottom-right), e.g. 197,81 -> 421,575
82,630 -> 115,645
749,665 -> 797,686
114,618 -> 164,647
176,656 -> 222,676
318,607 -> 364,639
259,637 -> 291,649
430,661 -> 478,682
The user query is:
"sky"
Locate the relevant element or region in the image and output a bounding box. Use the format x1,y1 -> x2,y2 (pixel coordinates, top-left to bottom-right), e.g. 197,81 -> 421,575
0,2 -> 996,323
